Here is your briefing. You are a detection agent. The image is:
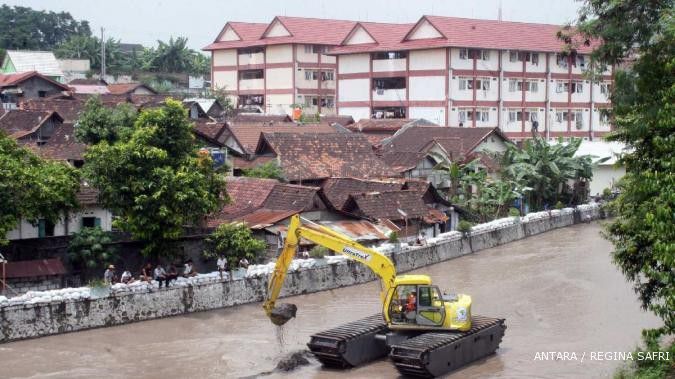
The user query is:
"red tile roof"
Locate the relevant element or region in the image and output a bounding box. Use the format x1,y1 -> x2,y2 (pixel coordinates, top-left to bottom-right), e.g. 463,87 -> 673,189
228,113 -> 293,123
4,258 -> 66,278
345,190 -> 433,221
258,132 -> 396,181
204,17 -> 357,50
320,177 -> 403,210
0,71 -> 70,91
380,126 -> 507,159
262,183 -> 323,211
76,183 -> 100,206
192,119 -> 226,144
107,83 -> 157,95
0,109 -> 61,139
32,122 -> 87,161
220,176 -> 279,215
329,16 -> 597,55
225,122 -> 338,155
231,155 -> 275,169
21,99 -> 86,123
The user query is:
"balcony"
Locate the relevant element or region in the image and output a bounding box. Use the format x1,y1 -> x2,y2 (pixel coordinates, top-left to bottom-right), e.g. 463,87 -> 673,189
372,88 -> 406,101
372,58 -> 406,72
238,52 -> 264,66
238,78 -> 264,91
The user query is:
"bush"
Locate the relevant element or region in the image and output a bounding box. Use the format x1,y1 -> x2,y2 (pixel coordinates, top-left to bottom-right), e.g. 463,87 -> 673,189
202,222 -> 267,267
602,187 -> 613,200
457,220 -> 473,235
508,207 -> 521,217
555,201 -> 565,210
68,227 -> 118,275
388,231 -> 399,243
309,245 -> 329,258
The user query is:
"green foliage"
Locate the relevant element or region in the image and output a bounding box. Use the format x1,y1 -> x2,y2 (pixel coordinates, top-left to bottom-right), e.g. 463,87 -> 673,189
614,334 -> 675,379
68,226 -> 118,274
602,187 -> 613,199
457,220 -> 473,235
498,135 -> 600,210
83,99 -> 227,257
567,0 -> 674,339
75,97 -> 137,144
299,113 -> 321,123
554,201 -> 565,210
0,5 -> 91,51
0,133 -> 80,245
202,222 -> 266,266
388,231 -> 399,243
309,245 -> 329,258
508,207 -> 521,217
141,37 -> 207,74
242,161 -> 284,180
206,86 -> 234,113
55,36 -> 128,74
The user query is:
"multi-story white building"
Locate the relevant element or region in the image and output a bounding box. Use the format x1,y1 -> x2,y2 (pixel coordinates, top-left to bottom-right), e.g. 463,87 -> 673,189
205,16 -> 612,141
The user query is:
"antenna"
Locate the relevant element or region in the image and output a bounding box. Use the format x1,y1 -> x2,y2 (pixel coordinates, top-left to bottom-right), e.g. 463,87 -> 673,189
498,0 -> 503,21
100,27 -> 106,79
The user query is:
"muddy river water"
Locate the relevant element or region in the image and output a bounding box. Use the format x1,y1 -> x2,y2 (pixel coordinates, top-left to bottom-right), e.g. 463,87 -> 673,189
0,222 -> 662,378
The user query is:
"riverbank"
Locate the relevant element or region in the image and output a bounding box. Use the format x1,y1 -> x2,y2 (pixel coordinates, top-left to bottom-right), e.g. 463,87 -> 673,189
0,204 -> 601,343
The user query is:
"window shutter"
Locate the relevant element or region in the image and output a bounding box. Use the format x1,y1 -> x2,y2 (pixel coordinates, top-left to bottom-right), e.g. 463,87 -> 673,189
510,51 -> 517,62
459,79 -> 466,90
532,53 -> 539,65
95,218 -> 101,227
509,80 -> 516,92
459,49 -> 467,59
530,81 -> 538,92
509,112 -> 516,123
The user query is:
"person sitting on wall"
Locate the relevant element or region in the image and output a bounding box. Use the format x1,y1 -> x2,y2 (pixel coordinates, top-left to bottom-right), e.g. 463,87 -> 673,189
140,263 -> 153,283
239,257 -> 250,269
120,269 -> 135,284
167,264 -> 179,284
154,264 -> 169,288
103,265 -> 117,285
183,259 -> 198,278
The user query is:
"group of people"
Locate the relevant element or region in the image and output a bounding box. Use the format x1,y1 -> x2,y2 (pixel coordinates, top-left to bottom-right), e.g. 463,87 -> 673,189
216,254 -> 250,279
103,259 -> 199,288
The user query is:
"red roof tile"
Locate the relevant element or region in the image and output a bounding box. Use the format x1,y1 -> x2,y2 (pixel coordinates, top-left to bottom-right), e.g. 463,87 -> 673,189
259,132 -> 396,181
225,122 -> 338,155
32,122 -> 87,161
345,190 -> 432,221
220,176 -> 279,214
4,258 -> 66,278
204,17 -> 358,50
76,183 -> 100,206
380,126 -> 507,159
0,109 -> 61,139
0,71 -> 70,91
107,83 -> 157,95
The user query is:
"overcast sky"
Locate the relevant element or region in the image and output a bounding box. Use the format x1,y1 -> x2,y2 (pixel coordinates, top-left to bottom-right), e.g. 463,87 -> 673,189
3,0 -> 583,52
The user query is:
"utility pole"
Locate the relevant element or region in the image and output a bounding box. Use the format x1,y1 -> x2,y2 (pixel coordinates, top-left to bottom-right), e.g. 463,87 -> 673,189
101,27 -> 106,79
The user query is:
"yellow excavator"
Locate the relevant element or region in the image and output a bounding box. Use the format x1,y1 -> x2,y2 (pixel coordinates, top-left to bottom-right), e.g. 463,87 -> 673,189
263,215 -> 506,377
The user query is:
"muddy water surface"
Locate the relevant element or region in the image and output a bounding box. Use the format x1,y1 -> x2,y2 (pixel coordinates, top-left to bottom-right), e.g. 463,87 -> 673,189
1,222 -> 661,378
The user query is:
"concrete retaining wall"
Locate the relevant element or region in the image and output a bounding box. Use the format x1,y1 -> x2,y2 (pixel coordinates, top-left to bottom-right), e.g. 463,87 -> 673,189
0,205 -> 600,343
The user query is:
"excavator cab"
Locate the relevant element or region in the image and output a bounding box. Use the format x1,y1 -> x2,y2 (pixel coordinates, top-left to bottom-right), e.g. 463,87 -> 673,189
385,275 -> 472,331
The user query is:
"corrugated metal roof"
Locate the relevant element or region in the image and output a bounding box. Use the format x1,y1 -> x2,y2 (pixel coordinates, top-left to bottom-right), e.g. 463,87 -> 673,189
6,51 -> 64,77
4,258 -> 66,278
319,220 -> 395,242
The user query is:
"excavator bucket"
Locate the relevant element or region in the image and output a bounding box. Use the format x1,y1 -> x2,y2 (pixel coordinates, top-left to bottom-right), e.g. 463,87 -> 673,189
269,303 -> 298,326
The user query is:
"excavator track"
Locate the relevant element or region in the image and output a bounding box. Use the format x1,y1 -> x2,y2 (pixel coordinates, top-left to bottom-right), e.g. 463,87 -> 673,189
307,314 -> 389,367
389,315 -> 506,378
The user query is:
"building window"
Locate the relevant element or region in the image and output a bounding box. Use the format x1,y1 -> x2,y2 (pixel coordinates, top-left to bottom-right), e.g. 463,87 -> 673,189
38,90 -> 46,98
575,54 -> 586,68
373,107 -> 406,119
238,47 -> 264,55
528,80 -> 538,92
459,77 -> 470,90
321,97 -> 335,108
528,109 -> 539,122
304,70 -> 318,80
508,109 -> 523,123
304,96 -> 318,107
321,70 -> 334,81
373,77 -> 406,90
476,77 -> 490,91
313,45 -> 328,54
477,108 -> 489,122
239,69 -> 264,80
82,217 -> 101,228
555,80 -> 582,93
556,53 -> 569,68
600,82 -> 611,95
509,51 -> 538,64
372,51 -> 407,60
459,108 -> 474,122
460,48 -> 488,60
599,111 -> 610,124
38,219 -> 55,238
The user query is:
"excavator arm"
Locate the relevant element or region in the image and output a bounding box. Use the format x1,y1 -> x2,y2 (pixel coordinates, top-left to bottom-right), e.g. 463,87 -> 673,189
263,214 -> 397,324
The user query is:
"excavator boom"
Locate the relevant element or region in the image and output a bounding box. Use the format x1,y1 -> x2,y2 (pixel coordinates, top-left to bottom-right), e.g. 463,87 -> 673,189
263,215 -> 396,324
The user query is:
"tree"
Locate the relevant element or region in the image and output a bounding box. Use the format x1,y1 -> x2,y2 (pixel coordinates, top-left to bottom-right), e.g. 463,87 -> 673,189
566,0 -> 674,374
0,5 -> 91,51
202,222 -> 266,267
83,99 -> 227,257
67,227 -> 118,277
242,161 -> 284,180
431,155 -> 482,201
0,133 -> 80,245
75,97 -> 137,144
55,36 -> 126,74
498,136 -> 600,210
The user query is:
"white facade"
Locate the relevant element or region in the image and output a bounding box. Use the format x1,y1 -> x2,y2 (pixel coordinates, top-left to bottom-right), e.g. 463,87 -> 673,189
6,207 -> 113,241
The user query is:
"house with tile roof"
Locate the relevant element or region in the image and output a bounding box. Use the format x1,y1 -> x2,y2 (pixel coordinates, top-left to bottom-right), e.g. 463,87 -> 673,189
0,71 -> 70,109
107,83 -> 157,95
0,109 -> 63,143
346,118 -> 437,146
206,15 -> 612,141
378,125 -> 511,187
255,132 -> 396,184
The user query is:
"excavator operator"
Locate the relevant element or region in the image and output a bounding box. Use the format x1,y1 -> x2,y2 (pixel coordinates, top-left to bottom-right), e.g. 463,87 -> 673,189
406,291 -> 417,312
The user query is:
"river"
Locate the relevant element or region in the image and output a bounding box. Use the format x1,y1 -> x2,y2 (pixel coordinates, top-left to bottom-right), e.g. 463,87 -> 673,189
0,222 -> 661,378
